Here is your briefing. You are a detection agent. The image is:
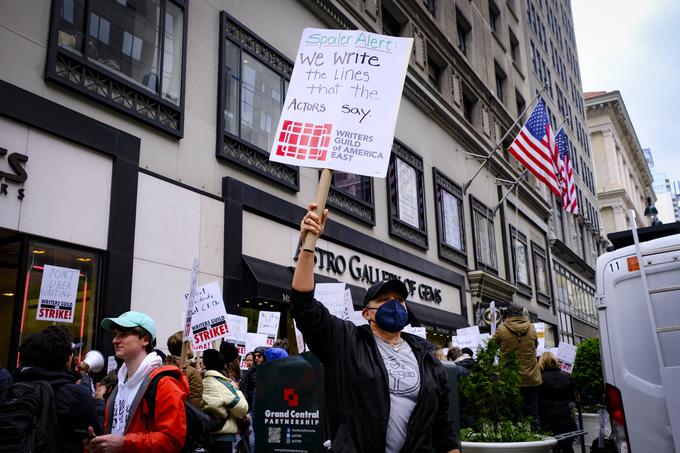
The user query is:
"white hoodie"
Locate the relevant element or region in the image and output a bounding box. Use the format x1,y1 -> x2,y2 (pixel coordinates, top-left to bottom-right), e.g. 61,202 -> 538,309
111,352 -> 162,435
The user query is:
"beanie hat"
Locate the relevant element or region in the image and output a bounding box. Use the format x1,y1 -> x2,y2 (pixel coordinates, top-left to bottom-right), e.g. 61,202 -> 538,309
220,341 -> 239,363
202,349 -> 225,371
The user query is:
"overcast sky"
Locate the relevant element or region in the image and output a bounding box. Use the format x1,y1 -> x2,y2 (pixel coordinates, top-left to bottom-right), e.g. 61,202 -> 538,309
572,0 -> 680,183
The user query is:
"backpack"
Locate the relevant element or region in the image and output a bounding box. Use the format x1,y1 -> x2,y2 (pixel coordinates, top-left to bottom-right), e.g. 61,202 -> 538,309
144,370 -> 222,453
0,378 -> 70,453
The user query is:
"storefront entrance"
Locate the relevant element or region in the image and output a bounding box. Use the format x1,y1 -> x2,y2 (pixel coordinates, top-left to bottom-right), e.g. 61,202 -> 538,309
0,229 -> 102,368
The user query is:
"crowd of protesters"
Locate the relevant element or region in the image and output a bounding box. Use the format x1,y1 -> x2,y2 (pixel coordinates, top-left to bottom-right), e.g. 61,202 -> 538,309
0,205 -> 579,453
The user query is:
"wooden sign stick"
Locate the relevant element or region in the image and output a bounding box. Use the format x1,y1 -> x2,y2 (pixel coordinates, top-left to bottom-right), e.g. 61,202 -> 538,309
302,168 -> 333,251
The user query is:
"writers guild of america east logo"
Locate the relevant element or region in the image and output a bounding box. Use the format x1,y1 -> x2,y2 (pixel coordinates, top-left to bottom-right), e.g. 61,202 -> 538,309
283,388 -> 299,407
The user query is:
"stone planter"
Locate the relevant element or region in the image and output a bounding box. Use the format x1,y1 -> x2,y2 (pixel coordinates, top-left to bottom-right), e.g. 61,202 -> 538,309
461,437 -> 557,452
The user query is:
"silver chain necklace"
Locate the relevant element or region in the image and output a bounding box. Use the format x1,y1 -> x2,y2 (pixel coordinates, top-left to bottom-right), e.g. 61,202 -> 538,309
376,335 -> 404,352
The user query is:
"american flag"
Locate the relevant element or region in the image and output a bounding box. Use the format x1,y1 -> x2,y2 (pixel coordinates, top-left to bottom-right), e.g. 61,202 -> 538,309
556,128 -> 579,214
508,99 -> 561,196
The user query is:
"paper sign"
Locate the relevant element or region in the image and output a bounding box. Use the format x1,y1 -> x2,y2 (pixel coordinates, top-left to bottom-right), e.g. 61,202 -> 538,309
107,356 -> 117,374
183,281 -> 229,346
350,310 -> 369,326
454,334 -> 479,351
246,332 -> 269,356
314,283 -> 347,319
257,311 -> 281,346
194,341 -> 213,351
36,264 -> 80,323
533,323 -> 545,350
294,320 -> 307,355
341,289 -> 355,321
268,28 -> 413,177
457,326 -> 480,337
557,342 -> 577,374
403,324 -> 427,339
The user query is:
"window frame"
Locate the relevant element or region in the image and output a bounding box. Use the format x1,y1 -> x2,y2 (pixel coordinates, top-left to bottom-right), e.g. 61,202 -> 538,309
531,241 -> 550,304
386,140 -> 428,249
433,168 -> 467,267
327,171 -> 376,225
456,8 -> 472,56
489,0 -> 501,33
470,196 -> 498,274
509,225 -> 532,296
45,0 -> 189,137
494,62 -> 507,102
216,11 -> 299,191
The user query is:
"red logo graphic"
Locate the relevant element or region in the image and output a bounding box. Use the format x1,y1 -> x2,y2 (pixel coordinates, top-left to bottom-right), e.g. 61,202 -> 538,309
283,388 -> 299,407
275,120 -> 332,161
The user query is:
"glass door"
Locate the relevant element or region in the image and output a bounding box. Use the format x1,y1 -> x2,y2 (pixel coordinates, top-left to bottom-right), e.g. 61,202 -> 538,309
0,236 -> 21,367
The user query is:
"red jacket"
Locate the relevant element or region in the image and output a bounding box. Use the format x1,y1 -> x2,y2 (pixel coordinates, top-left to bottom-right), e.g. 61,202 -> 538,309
105,365 -> 189,452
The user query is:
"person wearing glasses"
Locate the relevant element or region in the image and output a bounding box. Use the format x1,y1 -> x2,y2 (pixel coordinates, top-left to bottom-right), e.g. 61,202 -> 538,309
291,203 -> 459,453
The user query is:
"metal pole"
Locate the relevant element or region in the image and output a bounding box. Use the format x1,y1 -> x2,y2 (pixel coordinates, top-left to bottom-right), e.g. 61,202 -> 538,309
462,84 -> 548,194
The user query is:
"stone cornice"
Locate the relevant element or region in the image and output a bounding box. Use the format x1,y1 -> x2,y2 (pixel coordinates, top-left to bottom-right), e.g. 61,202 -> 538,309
467,269 -> 517,301
586,91 -> 653,189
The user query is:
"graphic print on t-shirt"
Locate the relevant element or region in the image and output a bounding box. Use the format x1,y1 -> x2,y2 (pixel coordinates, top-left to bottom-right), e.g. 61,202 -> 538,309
383,352 -> 420,395
112,399 -> 131,434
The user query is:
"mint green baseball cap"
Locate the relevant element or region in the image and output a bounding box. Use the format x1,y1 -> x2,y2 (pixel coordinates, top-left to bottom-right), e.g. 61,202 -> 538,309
101,311 -> 157,340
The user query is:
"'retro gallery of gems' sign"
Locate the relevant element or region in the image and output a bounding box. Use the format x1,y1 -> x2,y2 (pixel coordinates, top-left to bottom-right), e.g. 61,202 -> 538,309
294,245 -> 443,304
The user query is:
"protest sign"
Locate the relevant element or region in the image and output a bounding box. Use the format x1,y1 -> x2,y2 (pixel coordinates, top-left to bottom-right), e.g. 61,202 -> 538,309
457,326 -> 480,337
403,325 -> 427,339
269,28 -> 413,177
314,283 -> 347,319
36,265 -> 80,323
490,301 -> 497,335
183,259 -> 200,340
350,311 -> 368,326
294,320 -> 307,354
557,342 -> 577,373
107,356 -> 117,374
454,334 -> 479,352
183,281 -> 229,346
246,332 -> 269,355
533,323 -> 545,350
255,353 -> 325,453
258,311 -> 281,346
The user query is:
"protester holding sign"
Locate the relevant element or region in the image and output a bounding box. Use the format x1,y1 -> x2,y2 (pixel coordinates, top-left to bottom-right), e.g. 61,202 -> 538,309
492,305 -> 542,428
166,331 -> 204,409
291,203 -> 459,453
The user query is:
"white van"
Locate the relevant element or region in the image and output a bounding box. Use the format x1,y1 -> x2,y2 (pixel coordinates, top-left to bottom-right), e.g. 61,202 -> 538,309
596,213 -> 680,452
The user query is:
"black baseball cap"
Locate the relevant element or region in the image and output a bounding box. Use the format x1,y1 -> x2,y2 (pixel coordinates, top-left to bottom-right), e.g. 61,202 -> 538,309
363,279 -> 409,306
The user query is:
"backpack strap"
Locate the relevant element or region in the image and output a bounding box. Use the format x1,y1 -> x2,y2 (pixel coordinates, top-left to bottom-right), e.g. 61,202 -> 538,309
143,370 -> 179,422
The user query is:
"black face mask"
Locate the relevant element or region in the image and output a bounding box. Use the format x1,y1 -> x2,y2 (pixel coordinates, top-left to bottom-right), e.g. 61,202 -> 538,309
368,299 -> 409,333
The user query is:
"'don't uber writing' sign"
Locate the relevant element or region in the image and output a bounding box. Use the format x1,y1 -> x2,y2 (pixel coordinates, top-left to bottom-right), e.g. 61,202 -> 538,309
269,29 -> 413,177
37,265 -> 81,323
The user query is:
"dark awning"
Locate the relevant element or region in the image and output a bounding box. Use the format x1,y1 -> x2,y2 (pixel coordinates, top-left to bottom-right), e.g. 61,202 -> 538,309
242,255 -> 292,302
406,302 -> 469,335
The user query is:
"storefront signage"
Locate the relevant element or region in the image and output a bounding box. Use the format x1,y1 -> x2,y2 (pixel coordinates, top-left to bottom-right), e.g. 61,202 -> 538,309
36,264 -> 80,323
296,246 -> 443,304
0,146 -> 28,200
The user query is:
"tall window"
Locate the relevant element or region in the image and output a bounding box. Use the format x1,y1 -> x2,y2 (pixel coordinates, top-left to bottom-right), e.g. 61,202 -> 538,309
49,0 -> 186,135
434,169 -> 467,266
510,226 -> 531,294
515,90 -> 526,117
328,172 -> 375,225
456,9 -> 472,55
494,62 -> 506,102
427,54 -> 443,91
462,86 -> 478,124
387,141 -> 428,249
532,242 -> 550,304
423,0 -> 437,16
489,0 -> 500,33
509,28 -> 520,63
382,5 -> 404,37
217,13 -> 297,190
471,197 -> 498,273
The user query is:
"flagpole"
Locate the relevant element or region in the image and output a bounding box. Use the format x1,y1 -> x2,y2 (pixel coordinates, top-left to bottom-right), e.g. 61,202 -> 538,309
492,117 -> 569,214
462,84 -> 548,194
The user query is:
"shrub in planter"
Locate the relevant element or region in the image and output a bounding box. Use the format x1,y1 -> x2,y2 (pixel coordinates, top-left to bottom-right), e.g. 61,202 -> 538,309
459,340 -> 546,442
571,338 -> 605,409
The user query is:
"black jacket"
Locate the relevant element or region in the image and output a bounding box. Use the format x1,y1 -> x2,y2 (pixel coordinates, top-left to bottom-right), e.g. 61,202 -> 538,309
538,368 -> 577,435
291,289 -> 458,453
15,366 -> 100,452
